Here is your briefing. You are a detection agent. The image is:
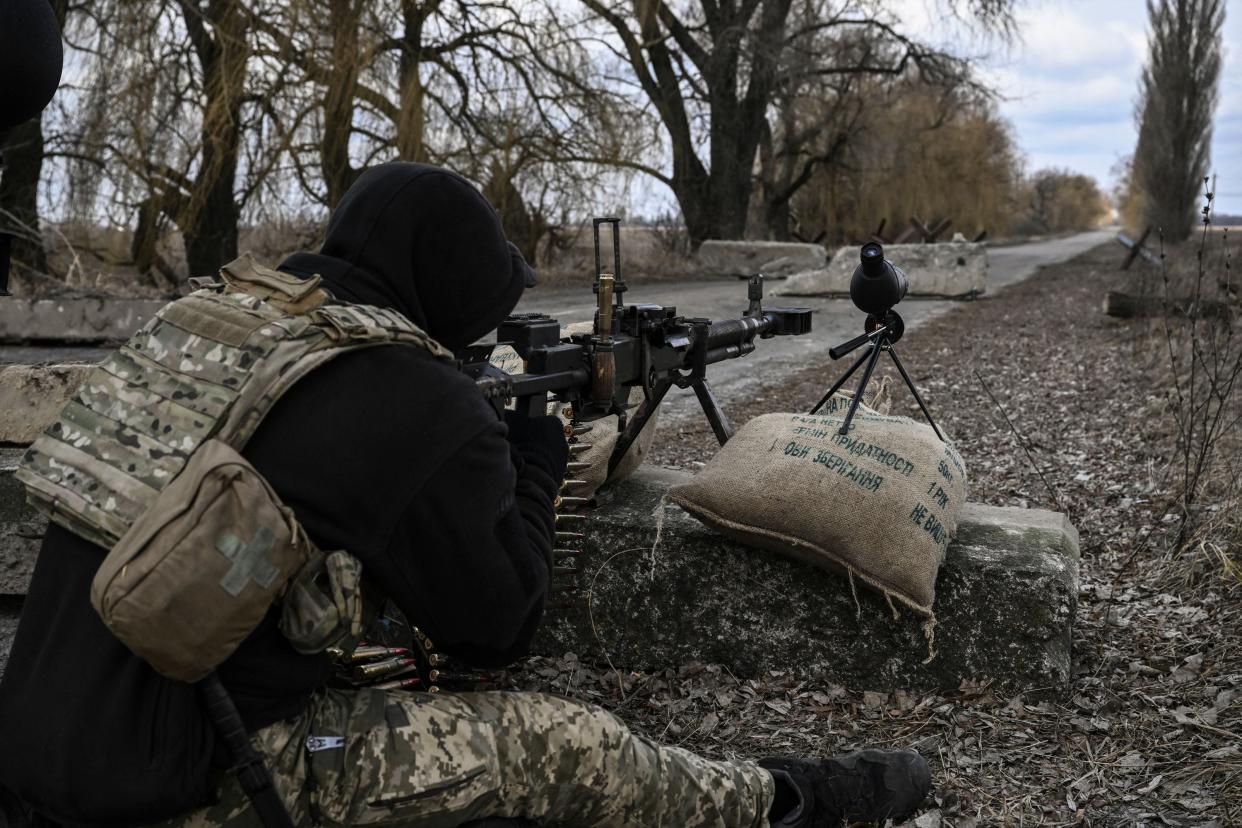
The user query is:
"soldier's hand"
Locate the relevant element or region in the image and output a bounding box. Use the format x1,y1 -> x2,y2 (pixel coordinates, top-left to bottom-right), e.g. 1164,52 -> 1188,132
502,411 -> 569,479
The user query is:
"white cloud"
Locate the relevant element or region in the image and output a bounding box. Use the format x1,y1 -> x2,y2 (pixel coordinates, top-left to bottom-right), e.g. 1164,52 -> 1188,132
1018,8 -> 1146,71
988,67 -> 1138,121
956,0 -> 1242,212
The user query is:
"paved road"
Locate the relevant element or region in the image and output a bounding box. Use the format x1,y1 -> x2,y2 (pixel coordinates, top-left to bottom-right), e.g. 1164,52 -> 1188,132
515,229 -> 1112,426
0,230 -> 1111,415
0,345 -> 113,364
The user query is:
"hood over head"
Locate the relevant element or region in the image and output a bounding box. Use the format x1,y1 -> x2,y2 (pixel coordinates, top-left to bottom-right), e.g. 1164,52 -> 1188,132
279,162 -> 533,349
0,0 -> 63,131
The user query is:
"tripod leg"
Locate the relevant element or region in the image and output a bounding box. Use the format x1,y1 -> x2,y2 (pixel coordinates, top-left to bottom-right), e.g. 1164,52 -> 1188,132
810,346 -> 873,414
886,347 -> 945,442
839,338 -> 885,435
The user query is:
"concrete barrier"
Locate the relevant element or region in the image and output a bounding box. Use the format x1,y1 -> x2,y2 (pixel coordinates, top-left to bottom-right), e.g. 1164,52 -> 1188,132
0,449 -> 37,681
535,468 -> 1079,696
0,364 -> 92,444
0,607 -> 19,683
0,298 -> 165,343
780,242 -> 987,299
697,240 -> 826,276
0,450 -> 40,599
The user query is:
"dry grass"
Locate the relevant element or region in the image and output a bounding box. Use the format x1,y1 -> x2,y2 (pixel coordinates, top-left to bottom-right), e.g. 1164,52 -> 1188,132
534,224 -> 708,288
12,219 -> 324,298
16,220 -> 722,295
1146,223 -> 1240,585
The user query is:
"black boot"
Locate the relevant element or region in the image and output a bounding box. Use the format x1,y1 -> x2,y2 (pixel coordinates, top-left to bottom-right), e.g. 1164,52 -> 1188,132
760,748 -> 931,827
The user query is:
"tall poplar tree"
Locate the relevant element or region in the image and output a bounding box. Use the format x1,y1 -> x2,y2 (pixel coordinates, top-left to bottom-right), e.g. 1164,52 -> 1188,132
1132,0 -> 1225,241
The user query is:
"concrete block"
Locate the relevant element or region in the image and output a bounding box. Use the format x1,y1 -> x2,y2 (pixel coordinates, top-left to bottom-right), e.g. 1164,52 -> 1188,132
0,603 -> 21,683
697,240 -> 826,276
0,298 -> 165,343
780,242 -> 987,298
0,450 -> 36,679
534,468 -> 1079,695
0,450 -> 43,597
0,364 -> 91,444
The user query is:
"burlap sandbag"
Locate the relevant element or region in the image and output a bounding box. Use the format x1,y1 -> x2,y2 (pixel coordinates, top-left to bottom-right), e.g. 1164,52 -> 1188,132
669,401 -> 966,616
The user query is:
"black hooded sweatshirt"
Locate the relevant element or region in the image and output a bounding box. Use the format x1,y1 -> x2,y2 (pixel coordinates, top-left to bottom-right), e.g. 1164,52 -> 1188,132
0,163 -> 567,825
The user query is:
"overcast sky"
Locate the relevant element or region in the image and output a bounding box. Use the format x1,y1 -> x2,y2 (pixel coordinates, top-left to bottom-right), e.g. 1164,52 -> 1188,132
894,0 -> 1241,214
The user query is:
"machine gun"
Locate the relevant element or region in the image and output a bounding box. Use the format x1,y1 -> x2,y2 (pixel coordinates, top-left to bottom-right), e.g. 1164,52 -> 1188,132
457,218 -> 813,475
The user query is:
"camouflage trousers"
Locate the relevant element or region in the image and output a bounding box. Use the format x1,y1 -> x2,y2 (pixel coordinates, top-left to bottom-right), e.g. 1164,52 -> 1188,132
161,688 -> 775,828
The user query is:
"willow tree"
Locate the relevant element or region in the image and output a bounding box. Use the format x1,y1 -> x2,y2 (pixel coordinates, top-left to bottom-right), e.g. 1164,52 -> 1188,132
249,0 -> 640,259
59,0 -> 281,279
755,2 -> 987,240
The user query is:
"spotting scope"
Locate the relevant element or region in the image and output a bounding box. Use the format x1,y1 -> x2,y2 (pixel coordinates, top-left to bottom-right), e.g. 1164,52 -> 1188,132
850,242 -> 908,317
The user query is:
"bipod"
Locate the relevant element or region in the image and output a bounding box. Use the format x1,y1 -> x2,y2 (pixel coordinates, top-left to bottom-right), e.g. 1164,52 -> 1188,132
809,309 -> 945,442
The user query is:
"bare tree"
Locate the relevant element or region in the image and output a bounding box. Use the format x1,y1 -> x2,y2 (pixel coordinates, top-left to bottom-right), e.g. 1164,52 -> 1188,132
51,0 -> 316,280
175,0 -> 250,275
21,0 -> 1027,282
789,79 -> 1022,244
1022,168 -> 1108,234
579,0 -> 792,244
1132,0 -> 1224,242
578,0 -> 1015,245
319,0 -> 365,205
53,1 -> 250,279
753,5 -> 984,240
252,0 -> 539,203
452,14 -> 649,260
249,0 -> 639,258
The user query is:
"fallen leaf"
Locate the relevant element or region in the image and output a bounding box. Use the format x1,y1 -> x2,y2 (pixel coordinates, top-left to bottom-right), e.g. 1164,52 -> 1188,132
1175,795 -> 1217,813
1172,654 -> 1205,683
1205,745 -> 1240,760
862,691 -> 888,710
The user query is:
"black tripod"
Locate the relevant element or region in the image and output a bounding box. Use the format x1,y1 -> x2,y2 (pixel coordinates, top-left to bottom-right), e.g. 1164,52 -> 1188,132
810,308 -> 944,441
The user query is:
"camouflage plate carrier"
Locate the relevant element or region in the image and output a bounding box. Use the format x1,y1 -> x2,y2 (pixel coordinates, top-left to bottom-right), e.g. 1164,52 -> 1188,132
16,253 -> 453,681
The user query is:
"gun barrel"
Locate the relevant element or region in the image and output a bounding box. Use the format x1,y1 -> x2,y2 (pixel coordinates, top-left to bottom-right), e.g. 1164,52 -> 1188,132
705,342 -> 756,364
703,307 -> 811,366
706,316 -> 771,350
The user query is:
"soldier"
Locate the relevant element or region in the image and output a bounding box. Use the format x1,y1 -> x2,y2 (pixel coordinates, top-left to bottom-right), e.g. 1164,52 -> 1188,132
0,163 -> 930,828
